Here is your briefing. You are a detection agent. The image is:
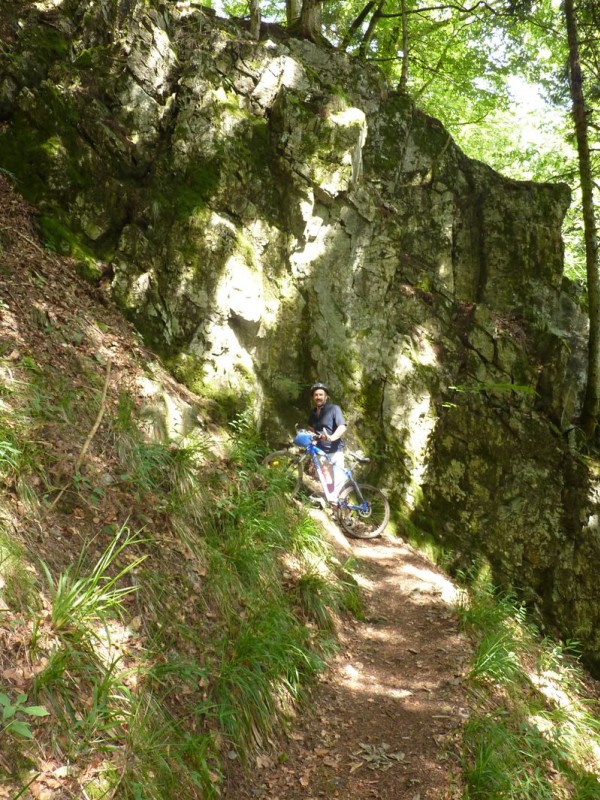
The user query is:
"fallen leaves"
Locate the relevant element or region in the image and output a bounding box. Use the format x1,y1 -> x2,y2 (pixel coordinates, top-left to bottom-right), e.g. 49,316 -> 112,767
349,742 -> 405,772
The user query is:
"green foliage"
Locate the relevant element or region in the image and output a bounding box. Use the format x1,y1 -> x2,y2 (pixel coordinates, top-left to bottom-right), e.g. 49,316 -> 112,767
40,524 -> 146,638
165,161 -> 222,221
0,530 -> 39,613
0,436 -> 21,475
458,574 -> 600,798
0,691 -> 49,740
34,646 -> 132,753
21,409 -> 358,796
158,414 -> 356,760
463,712 -> 556,799
212,600 -> 326,751
167,355 -> 250,423
38,215 -> 102,281
110,394 -> 207,499
117,696 -> 221,800
0,415 -> 39,481
294,570 -> 343,631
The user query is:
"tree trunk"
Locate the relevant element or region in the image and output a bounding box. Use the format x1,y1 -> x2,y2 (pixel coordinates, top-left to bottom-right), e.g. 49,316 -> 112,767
294,0 -> 323,41
249,0 -> 261,39
286,0 -> 302,26
565,0 -> 600,437
358,0 -> 385,57
340,1 -> 376,50
398,0 -> 409,93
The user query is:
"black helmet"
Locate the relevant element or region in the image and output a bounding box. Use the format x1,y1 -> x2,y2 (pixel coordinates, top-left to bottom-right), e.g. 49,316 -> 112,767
310,382 -> 329,395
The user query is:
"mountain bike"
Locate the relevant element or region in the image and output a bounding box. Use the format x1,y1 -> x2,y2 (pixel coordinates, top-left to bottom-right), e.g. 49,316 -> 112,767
262,430 -> 390,539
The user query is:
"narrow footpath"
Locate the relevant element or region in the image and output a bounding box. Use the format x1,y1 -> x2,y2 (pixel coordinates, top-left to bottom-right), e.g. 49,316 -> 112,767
225,520 -> 473,800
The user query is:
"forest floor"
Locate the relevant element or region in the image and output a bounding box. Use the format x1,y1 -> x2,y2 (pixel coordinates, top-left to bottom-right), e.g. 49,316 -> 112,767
225,520 -> 473,800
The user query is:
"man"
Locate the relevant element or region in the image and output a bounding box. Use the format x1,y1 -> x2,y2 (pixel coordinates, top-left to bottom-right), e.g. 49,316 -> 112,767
307,382 -> 347,492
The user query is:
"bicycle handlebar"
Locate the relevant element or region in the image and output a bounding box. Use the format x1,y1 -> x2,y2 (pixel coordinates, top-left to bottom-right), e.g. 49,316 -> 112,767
292,430 -> 370,463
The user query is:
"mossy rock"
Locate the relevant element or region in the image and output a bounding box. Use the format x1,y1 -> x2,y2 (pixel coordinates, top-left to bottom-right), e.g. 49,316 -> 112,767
37,215 -> 102,281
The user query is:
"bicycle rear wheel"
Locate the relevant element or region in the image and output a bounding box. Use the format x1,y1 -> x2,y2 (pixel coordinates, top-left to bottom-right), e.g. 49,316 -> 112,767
336,483 -> 390,539
262,450 -> 304,496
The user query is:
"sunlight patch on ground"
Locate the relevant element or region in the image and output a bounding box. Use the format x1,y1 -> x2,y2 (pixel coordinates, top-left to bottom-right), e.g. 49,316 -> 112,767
399,562 -> 461,605
527,667 -> 600,773
340,659 -> 441,700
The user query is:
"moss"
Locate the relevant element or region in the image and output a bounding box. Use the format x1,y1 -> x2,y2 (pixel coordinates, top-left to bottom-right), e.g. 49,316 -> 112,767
37,215 -> 102,281
241,119 -> 270,172
0,103 -> 85,203
71,45 -> 113,70
167,354 -> 249,423
161,161 -> 222,222
234,230 -> 257,268
168,354 -> 207,395
21,25 -> 71,60
271,374 -> 303,402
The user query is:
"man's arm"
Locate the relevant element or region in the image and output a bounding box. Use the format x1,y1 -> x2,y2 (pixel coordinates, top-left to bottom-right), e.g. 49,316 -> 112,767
321,424 -> 346,442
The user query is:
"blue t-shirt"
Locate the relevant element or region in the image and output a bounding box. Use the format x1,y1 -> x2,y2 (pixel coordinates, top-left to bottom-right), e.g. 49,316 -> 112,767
308,402 -> 345,454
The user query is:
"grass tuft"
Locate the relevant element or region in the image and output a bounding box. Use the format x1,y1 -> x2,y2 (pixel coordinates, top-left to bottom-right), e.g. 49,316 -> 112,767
40,524 -> 146,639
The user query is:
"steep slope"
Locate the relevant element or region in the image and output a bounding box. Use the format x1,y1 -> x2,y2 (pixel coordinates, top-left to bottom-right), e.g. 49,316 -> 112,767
3,173 -> 600,800
3,0 -> 600,669
0,173 -> 358,798
0,171 -> 476,800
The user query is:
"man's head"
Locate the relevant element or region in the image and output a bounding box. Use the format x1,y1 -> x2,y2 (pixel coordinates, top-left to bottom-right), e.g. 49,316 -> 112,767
310,382 -> 329,408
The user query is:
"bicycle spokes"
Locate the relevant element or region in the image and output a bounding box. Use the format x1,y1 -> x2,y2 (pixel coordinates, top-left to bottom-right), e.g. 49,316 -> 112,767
336,483 -> 390,539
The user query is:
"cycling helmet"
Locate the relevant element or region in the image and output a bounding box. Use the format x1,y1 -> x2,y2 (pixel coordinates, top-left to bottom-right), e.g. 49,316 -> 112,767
310,382 -> 329,395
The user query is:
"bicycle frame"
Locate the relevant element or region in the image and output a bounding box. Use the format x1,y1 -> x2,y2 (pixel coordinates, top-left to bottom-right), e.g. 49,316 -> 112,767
267,431 -> 389,537
302,439 -> 367,512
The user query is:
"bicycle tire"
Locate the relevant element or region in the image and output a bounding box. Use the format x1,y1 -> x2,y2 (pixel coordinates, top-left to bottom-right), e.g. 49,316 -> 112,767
336,483 -> 390,539
262,450 -> 304,496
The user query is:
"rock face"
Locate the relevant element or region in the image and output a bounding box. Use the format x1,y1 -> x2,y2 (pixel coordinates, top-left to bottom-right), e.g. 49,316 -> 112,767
2,0 -> 600,665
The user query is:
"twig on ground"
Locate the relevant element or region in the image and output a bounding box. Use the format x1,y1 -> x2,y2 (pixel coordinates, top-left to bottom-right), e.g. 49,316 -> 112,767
0,225 -> 46,255
74,360 -> 112,473
44,360 -> 112,516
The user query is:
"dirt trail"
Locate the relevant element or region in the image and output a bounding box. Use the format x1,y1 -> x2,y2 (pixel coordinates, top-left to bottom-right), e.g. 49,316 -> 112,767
226,521 -> 473,800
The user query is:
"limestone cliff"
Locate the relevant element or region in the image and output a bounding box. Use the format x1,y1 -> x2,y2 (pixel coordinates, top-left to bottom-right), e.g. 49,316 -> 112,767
2,0 -> 600,665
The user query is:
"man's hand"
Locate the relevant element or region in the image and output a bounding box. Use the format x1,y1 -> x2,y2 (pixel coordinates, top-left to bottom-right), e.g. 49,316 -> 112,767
319,431 -> 329,441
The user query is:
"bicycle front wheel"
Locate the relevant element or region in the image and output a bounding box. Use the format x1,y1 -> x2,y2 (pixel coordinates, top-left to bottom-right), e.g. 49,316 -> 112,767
262,450 -> 304,496
336,483 -> 390,539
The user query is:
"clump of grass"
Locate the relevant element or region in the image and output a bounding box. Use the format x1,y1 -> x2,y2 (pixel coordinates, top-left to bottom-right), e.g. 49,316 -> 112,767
0,528 -> 39,612
458,574 -> 600,798
40,524 -> 146,639
458,583 -> 529,688
294,562 -> 363,632
0,417 -> 43,486
110,389 -> 208,499
212,599 -> 327,753
116,695 -> 221,800
30,527 -> 147,758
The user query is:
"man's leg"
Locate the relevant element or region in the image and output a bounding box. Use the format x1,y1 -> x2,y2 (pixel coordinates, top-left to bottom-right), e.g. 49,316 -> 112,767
330,451 -> 345,495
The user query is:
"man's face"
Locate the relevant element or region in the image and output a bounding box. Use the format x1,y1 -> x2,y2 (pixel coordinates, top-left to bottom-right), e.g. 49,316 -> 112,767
312,389 -> 327,407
